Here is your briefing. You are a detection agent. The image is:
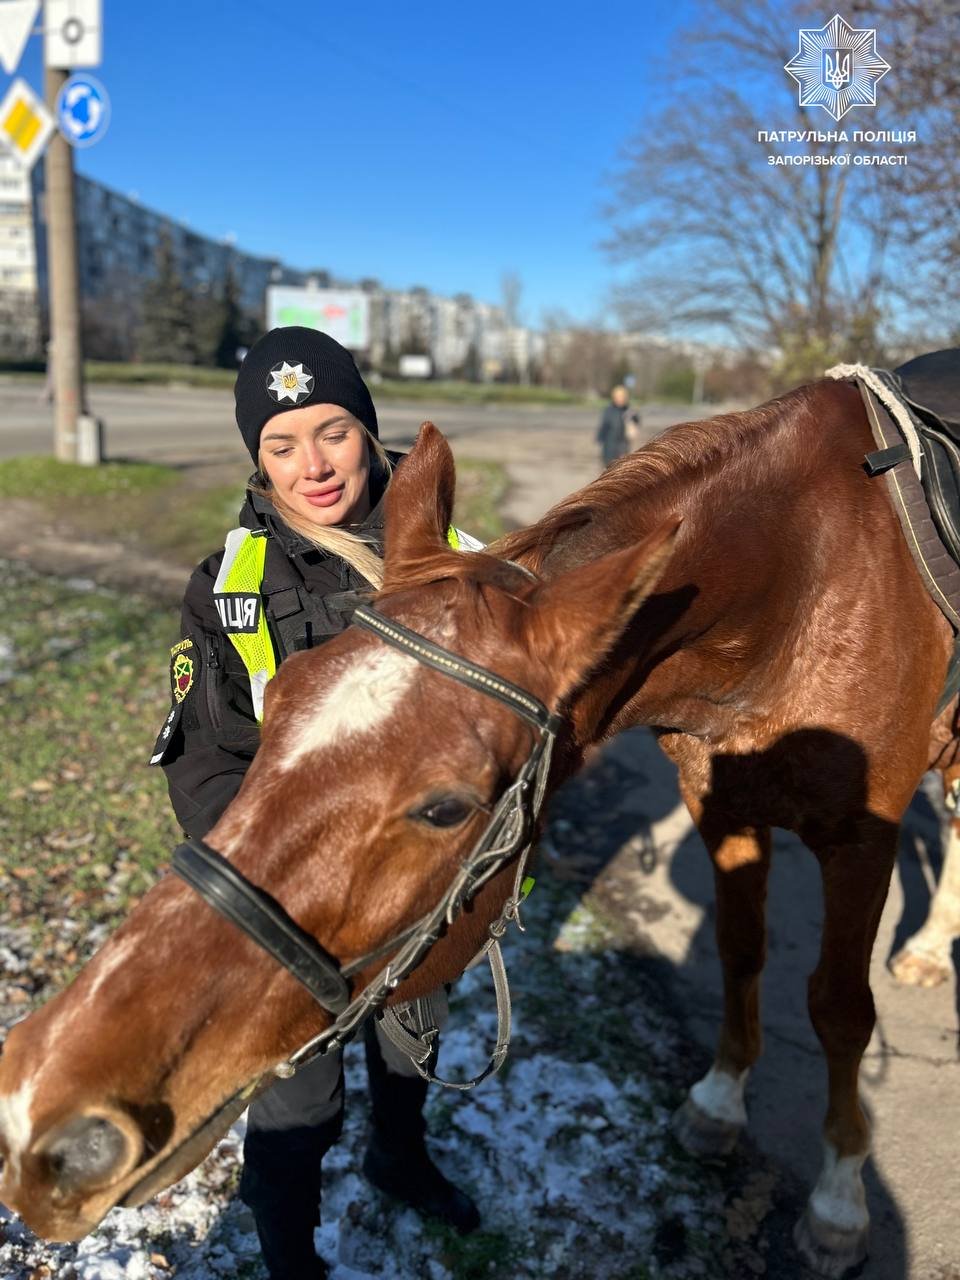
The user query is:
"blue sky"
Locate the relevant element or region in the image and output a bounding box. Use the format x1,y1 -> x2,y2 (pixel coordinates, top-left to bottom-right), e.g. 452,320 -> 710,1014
5,0 -> 697,325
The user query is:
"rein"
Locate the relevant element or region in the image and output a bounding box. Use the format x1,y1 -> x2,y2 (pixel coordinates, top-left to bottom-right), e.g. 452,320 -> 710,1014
171,602 -> 563,1089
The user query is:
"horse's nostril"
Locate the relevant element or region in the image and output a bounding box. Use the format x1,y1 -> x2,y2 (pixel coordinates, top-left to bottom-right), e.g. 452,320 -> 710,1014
41,1114 -> 132,1192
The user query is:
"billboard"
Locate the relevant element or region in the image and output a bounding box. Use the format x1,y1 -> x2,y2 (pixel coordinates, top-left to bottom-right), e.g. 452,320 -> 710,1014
266,286 -> 369,350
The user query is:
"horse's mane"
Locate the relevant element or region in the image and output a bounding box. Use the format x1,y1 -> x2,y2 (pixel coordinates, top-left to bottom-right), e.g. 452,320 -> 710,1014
381,383 -> 827,593
378,546 -> 537,603
489,384 -> 821,573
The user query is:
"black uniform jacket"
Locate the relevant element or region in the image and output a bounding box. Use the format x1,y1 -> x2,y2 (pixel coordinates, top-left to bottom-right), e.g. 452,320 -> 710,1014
152,455 -> 399,840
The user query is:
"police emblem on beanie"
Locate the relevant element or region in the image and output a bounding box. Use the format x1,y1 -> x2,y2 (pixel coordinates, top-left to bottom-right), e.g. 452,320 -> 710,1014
266,360 -> 315,404
235,326 -> 379,464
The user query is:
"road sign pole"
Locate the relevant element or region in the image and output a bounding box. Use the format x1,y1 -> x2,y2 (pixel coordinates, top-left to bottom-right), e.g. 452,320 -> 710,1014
44,63 -> 86,463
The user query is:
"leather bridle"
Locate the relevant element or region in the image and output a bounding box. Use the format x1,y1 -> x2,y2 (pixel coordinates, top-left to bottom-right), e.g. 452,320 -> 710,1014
171,602 -> 563,1087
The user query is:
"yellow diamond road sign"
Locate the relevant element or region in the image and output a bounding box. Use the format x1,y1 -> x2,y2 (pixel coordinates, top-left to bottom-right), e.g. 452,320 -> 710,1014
0,77 -> 55,171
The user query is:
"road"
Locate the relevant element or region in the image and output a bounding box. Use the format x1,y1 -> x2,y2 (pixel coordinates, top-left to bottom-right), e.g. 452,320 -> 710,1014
0,376 -> 685,486
0,378 -> 605,461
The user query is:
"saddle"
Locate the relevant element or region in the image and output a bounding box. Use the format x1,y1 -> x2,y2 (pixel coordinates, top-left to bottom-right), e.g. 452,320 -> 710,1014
848,348 -> 960,714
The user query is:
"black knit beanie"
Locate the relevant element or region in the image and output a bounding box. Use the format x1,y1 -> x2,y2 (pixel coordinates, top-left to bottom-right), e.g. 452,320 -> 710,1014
234,326 -> 379,463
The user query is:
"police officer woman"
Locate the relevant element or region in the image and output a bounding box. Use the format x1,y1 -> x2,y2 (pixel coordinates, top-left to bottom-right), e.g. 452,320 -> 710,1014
150,327 -> 480,1280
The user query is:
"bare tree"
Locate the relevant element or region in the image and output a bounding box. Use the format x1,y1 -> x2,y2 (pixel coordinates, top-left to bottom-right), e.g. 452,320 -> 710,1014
604,0 -> 960,383
856,0 -> 960,337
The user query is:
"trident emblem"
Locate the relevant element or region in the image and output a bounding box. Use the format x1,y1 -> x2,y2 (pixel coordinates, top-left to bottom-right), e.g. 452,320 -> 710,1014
823,50 -> 851,90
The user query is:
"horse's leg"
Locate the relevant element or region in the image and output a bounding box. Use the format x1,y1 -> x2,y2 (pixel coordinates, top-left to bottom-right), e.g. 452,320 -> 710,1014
672,799 -> 771,1156
891,776 -> 960,987
794,828 -> 898,1279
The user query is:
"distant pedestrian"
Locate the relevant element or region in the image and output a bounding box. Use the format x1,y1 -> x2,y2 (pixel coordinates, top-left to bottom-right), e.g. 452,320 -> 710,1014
596,385 -> 641,467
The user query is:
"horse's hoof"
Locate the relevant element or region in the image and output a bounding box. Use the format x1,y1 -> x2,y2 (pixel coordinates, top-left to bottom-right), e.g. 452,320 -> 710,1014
794,1204 -> 868,1278
671,1095 -> 741,1157
889,943 -> 952,988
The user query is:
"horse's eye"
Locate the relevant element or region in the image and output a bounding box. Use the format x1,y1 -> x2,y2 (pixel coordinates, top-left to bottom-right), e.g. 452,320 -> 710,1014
415,797 -> 474,828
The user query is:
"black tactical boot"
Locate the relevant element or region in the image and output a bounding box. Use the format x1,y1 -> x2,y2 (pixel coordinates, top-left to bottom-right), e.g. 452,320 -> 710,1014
248,1203 -> 328,1280
362,1021 -> 481,1235
240,1119 -> 340,1280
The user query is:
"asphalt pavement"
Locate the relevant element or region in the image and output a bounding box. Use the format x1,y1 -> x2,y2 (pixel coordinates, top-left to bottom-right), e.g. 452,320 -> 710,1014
0,378 -> 603,466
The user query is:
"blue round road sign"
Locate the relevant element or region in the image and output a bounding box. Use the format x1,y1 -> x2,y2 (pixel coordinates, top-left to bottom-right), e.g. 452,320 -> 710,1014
56,74 -> 110,149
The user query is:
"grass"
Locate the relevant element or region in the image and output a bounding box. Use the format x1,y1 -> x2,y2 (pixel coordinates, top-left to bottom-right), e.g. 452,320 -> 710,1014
451,458 -> 508,543
0,454 -> 506,565
0,455 -> 177,501
0,563 -> 182,993
423,1220 -> 523,1280
371,378 -> 591,406
0,454 -> 247,566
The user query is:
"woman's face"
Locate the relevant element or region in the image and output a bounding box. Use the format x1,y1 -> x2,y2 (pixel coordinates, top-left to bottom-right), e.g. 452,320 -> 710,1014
259,403 -> 372,527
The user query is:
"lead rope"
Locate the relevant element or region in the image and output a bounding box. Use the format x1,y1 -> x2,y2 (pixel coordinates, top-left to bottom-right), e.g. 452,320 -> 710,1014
377,842 -> 537,1089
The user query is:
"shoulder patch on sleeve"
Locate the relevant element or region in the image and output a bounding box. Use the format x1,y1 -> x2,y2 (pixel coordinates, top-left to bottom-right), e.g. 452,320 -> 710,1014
170,637 -> 198,703
148,638 -> 201,765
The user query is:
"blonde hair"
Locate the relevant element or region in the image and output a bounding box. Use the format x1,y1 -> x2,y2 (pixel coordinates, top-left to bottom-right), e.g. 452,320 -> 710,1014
251,426 -> 393,589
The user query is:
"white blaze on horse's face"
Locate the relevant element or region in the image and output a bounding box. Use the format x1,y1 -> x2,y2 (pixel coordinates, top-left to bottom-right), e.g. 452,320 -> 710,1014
0,1079 -> 38,1183
280,648 -> 418,770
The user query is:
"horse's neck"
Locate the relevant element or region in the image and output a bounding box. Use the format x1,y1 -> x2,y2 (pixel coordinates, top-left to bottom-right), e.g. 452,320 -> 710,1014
529,432 -> 813,752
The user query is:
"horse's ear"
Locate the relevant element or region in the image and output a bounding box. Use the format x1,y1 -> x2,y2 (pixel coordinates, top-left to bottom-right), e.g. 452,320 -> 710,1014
383,422 -> 456,576
524,516 -> 681,704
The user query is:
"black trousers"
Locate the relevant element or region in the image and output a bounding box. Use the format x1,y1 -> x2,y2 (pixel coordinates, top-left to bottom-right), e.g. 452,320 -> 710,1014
238,995 -> 447,1217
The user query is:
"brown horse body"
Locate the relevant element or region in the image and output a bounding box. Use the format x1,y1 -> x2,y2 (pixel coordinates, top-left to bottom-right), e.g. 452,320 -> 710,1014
0,379 -> 954,1277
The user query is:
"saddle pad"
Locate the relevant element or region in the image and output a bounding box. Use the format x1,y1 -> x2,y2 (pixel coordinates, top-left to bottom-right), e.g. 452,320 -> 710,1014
858,380 -> 960,630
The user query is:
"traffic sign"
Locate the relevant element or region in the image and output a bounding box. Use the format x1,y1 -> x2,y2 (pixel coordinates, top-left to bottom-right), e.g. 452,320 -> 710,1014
56,71 -> 109,147
45,0 -> 100,68
0,76 -> 55,170
0,0 -> 39,75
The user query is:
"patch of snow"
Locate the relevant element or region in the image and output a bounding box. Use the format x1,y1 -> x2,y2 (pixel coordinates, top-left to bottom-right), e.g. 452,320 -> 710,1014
0,635 -> 14,683
0,926 -> 33,977
0,887 -> 724,1279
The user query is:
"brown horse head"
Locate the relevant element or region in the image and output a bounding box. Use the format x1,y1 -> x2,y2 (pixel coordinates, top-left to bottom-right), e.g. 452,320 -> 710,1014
0,422 -> 678,1241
